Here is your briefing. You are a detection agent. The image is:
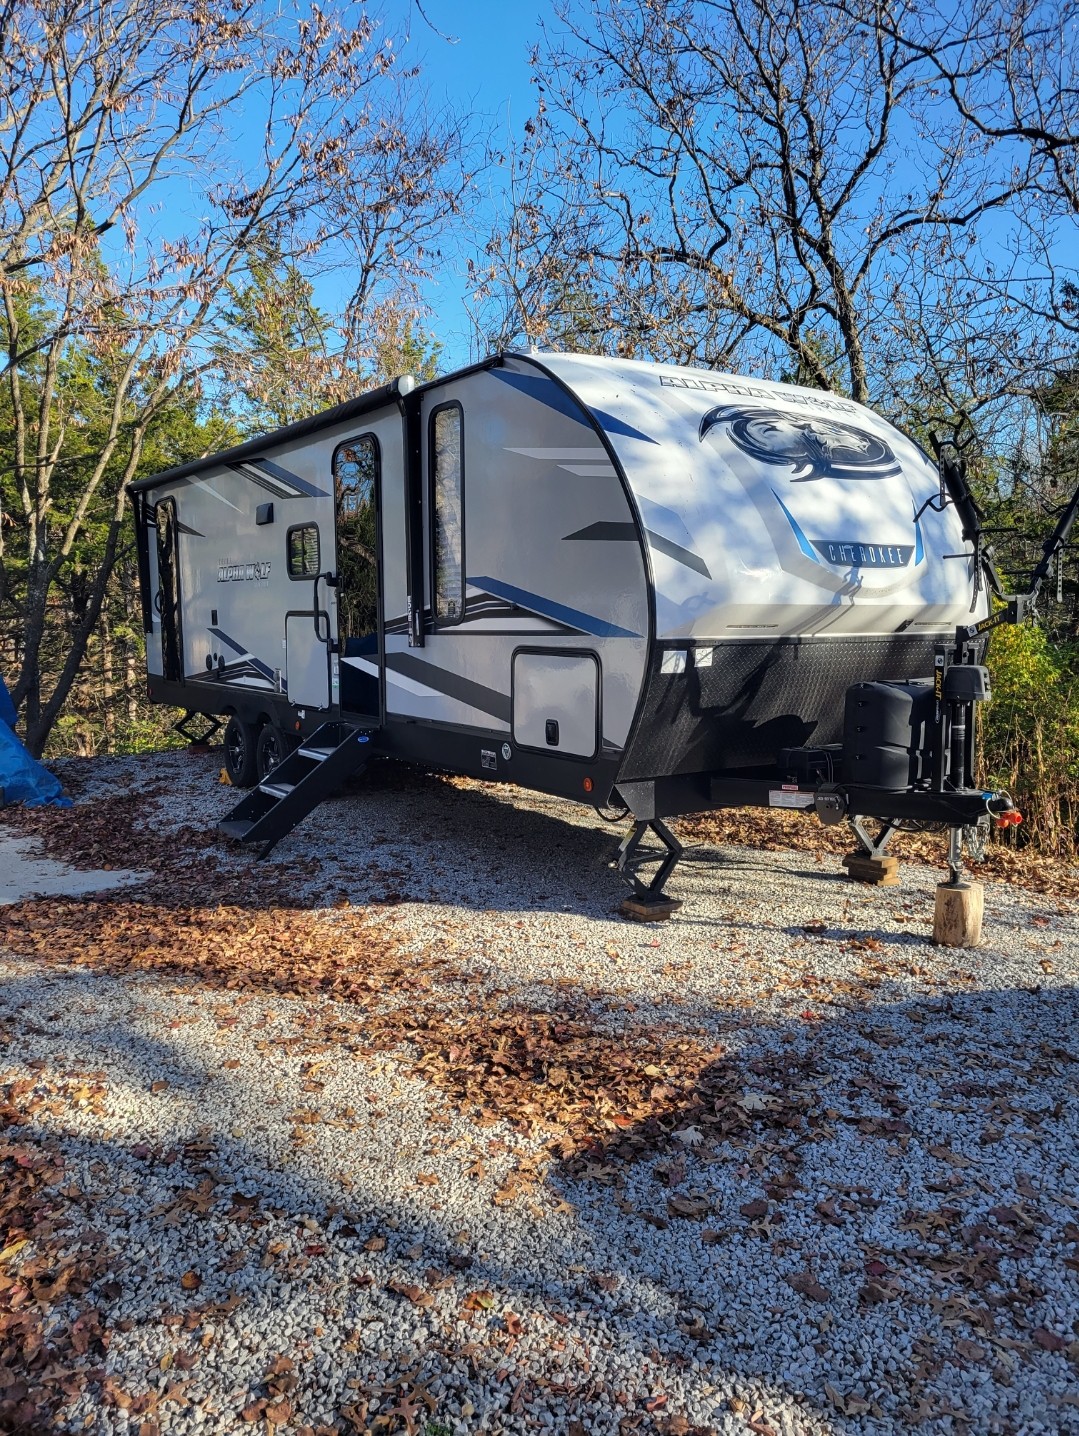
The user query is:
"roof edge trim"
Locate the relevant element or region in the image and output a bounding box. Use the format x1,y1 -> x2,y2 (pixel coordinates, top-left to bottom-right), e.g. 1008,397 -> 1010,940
127,374 -> 415,495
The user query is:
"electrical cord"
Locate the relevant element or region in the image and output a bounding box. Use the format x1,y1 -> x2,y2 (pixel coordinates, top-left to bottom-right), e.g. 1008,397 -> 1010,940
594,802 -> 631,823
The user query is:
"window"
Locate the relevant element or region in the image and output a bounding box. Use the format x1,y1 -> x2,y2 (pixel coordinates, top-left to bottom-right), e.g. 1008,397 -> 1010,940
287,523 -> 320,578
431,404 -> 464,622
334,437 -> 378,518
333,436 -> 380,647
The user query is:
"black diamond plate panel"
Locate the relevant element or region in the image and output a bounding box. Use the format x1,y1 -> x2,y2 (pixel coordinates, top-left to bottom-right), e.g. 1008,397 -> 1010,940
617,636 -> 945,782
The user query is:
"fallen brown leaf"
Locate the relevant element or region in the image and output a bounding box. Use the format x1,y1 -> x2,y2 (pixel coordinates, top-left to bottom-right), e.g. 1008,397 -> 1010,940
787,1270 -> 831,1302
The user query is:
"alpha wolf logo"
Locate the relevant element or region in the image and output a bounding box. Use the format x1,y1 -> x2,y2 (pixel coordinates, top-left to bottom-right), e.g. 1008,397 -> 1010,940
699,404 -> 901,482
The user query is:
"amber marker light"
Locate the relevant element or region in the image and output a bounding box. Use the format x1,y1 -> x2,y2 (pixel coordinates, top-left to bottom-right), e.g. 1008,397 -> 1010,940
582,777 -> 594,793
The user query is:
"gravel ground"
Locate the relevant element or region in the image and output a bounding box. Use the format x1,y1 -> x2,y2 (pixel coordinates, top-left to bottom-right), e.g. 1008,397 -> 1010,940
1,749 -> 1077,1436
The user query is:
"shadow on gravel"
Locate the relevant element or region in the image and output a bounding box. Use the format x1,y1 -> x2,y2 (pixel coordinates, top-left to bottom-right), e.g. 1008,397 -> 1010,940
4,757 -> 1079,1431
7,747 -> 958,923
541,981 -> 1079,1432
3,960 -> 1077,1434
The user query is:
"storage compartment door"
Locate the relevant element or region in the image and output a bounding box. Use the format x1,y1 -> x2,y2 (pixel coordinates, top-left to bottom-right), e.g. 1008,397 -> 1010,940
513,652 -> 599,758
285,614 -> 330,710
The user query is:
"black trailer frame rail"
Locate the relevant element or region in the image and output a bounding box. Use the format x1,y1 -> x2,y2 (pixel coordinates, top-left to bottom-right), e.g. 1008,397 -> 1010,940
611,772 -> 1014,902
705,777 -> 1010,829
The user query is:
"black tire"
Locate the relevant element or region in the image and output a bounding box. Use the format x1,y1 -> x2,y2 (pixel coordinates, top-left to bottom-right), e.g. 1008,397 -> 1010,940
223,715 -> 259,788
255,723 -> 288,783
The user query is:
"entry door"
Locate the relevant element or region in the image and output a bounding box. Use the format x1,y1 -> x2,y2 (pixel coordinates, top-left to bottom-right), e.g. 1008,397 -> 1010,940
334,434 -> 382,718
154,497 -> 184,683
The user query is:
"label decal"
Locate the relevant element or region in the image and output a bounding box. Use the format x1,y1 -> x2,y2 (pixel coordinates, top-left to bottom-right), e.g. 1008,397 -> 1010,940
769,789 -> 814,809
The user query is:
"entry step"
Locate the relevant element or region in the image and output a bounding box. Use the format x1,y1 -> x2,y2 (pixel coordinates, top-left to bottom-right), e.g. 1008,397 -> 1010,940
259,781 -> 295,799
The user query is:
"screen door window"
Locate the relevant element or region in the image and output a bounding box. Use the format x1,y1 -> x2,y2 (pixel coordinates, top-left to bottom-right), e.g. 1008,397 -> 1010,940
334,435 -> 381,714
431,404 -> 464,623
154,497 -> 184,683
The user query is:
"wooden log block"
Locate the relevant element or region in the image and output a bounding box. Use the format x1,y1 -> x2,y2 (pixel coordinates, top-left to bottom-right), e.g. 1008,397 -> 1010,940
933,881 -> 984,948
842,852 -> 900,886
620,894 -> 683,922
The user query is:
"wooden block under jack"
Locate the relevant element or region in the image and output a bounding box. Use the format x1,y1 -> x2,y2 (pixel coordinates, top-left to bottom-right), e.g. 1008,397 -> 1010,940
842,852 -> 901,886
620,894 -> 684,922
933,880 -> 984,948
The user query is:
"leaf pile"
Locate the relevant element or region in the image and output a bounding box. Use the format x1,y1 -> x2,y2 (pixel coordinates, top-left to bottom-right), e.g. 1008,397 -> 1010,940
401,1005 -> 823,1180
678,807 -> 1079,901
0,1119 -> 114,1430
2,785 -> 210,872
0,784 -> 326,918
0,881 -> 841,1238
0,896 -> 422,1007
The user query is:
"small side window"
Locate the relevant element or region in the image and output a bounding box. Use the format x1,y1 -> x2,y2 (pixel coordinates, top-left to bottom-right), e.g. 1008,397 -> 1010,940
431,404 -> 464,623
287,523 -> 320,578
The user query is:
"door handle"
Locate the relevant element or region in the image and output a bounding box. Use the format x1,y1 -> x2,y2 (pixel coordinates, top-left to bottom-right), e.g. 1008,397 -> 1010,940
313,572 -> 337,643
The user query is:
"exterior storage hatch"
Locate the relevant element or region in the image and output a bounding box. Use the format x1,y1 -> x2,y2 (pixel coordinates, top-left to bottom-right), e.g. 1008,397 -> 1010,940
513,652 -> 599,758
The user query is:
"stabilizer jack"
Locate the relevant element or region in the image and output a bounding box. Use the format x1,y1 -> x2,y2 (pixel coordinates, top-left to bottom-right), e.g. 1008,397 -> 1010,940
614,819 -> 684,919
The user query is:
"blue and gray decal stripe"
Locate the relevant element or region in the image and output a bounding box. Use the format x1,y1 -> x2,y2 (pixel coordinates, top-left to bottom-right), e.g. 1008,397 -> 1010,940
774,492 -> 917,569
772,491 -> 818,561
490,368 -> 658,444
469,575 -> 640,638
209,626 -> 275,681
385,652 -> 511,723
563,521 -> 711,579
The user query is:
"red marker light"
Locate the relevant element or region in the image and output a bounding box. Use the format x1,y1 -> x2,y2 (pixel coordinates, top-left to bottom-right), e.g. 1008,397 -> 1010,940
583,777 -> 594,793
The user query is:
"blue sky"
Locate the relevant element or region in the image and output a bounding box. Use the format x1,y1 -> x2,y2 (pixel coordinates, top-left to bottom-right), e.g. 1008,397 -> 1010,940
109,3 -> 550,378
377,0 -> 552,365
392,0 -> 545,126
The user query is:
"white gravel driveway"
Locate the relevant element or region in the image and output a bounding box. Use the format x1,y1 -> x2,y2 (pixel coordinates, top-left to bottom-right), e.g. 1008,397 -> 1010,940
1,750 -> 1077,1436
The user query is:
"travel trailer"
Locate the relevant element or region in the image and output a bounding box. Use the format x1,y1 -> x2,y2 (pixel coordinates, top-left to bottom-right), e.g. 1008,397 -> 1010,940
130,352 -> 1038,902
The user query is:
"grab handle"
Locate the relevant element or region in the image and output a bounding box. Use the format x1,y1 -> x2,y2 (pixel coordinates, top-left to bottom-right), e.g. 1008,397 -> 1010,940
313,571 -> 337,644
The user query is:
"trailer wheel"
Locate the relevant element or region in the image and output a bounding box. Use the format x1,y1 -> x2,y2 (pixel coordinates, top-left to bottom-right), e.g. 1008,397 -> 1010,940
223,715 -> 259,788
255,723 -> 288,782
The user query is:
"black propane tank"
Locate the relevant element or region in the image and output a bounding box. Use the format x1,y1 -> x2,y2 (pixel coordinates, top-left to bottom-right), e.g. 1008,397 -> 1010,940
843,679 -> 935,789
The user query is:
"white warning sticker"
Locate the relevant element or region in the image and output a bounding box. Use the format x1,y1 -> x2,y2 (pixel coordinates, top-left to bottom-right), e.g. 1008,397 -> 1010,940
768,789 -> 814,809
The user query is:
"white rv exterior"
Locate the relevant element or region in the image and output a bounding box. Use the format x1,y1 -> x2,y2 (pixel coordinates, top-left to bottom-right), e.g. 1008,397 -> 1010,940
130,353 -> 985,819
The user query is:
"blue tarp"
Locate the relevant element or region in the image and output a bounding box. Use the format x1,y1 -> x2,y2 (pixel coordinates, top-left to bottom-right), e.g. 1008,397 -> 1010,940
0,675 -> 70,807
